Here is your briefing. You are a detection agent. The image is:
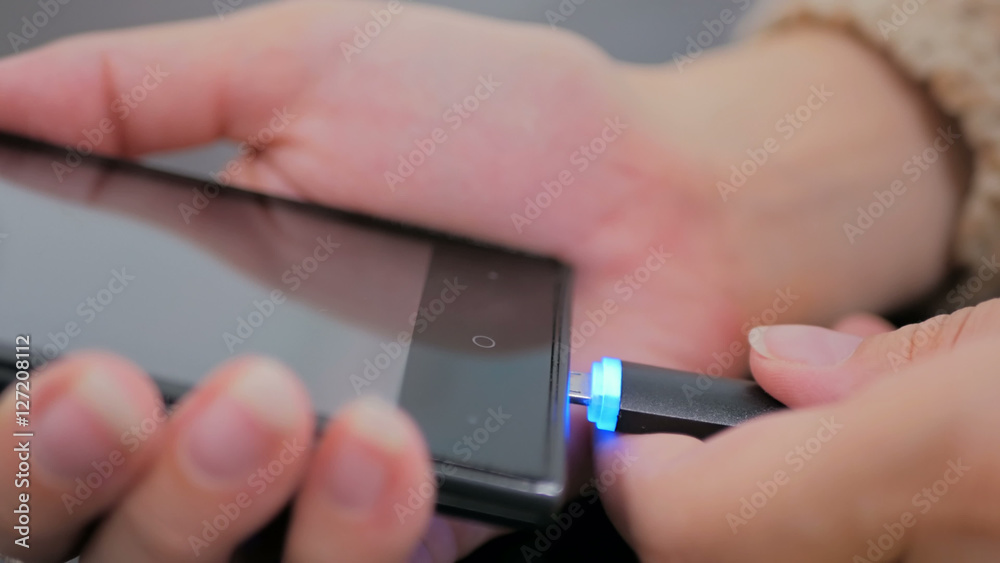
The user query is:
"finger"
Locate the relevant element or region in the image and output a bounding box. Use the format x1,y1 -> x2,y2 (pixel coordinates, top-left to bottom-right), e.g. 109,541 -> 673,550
908,534 -> 1000,563
831,312 -> 894,338
0,4 -> 321,156
284,397 -> 432,563
81,356 -> 315,562
408,517 -> 505,563
0,1 -> 649,264
748,298 -> 1000,406
593,432 -> 701,548
598,338 -> 1000,562
1,352 -> 164,563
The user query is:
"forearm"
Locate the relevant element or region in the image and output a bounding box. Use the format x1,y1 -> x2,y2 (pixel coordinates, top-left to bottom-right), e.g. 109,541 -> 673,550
626,26 -> 969,326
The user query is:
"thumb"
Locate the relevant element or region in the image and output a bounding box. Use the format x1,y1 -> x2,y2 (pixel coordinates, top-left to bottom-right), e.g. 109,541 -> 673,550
749,298 -> 1000,407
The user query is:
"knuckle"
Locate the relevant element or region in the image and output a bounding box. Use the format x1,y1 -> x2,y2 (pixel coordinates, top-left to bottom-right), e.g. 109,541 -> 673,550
891,310 -> 972,364
882,299 -> 1000,373
108,501 -> 201,561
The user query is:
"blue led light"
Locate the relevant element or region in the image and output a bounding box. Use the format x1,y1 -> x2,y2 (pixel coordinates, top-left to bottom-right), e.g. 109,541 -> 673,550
586,357 -> 622,431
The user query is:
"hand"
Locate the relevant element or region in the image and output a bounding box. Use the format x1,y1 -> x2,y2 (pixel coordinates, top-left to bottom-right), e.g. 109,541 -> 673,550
0,1 -> 969,560
596,298 -> 1000,561
0,2 -> 964,367
1,354 -> 444,562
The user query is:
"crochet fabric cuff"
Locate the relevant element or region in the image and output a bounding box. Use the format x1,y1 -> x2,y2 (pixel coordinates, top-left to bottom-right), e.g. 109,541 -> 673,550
750,0 -> 1000,299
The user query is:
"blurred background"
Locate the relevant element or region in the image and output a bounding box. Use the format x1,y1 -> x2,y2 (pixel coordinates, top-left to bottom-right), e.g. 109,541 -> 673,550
0,1 -> 754,561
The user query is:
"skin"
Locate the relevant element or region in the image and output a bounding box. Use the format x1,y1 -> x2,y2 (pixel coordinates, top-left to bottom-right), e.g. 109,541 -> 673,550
599,300 -> 1000,562
0,1 -> 983,561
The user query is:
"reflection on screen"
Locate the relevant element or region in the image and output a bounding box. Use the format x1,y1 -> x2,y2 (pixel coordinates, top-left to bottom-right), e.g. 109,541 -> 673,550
0,148 -> 431,414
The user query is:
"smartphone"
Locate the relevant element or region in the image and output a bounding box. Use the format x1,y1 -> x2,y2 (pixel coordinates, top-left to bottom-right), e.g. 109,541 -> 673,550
0,132 -> 571,526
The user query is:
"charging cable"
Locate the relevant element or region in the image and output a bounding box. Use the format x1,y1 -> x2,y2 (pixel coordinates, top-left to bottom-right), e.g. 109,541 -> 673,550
569,358 -> 785,438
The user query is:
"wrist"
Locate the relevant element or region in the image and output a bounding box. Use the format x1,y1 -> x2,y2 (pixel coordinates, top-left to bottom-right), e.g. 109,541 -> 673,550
627,26 -> 969,325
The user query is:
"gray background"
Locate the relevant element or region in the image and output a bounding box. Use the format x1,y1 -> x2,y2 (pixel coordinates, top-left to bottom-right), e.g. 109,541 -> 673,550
0,0 -> 749,177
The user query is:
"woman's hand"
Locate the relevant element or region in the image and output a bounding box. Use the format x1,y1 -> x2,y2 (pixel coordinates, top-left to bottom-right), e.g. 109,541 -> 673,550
0,2 -> 964,371
596,298 -> 1000,562
0,354 -> 442,562
0,1 -> 971,560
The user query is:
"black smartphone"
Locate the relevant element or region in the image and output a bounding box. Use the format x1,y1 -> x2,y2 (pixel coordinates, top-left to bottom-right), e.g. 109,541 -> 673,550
0,132 -> 572,526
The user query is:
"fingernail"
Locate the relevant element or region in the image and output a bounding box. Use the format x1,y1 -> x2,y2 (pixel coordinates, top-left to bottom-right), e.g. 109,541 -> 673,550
325,397 -> 408,515
182,359 -> 303,486
228,358 -> 305,430
34,367 -> 144,482
749,325 -> 863,366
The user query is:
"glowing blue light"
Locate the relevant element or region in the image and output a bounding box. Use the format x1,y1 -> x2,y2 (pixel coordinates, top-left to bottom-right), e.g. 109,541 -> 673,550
586,357 -> 622,431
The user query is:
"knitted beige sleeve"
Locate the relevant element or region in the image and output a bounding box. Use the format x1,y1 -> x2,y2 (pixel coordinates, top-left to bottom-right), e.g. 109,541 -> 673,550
749,0 -> 1000,301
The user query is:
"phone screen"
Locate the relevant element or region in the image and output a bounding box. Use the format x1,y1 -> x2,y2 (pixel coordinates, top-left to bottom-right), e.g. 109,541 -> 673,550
0,135 -> 570,491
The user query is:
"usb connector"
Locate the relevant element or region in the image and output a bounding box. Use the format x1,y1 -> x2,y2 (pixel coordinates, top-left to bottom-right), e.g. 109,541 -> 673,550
567,371 -> 591,405
568,358 -> 786,437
